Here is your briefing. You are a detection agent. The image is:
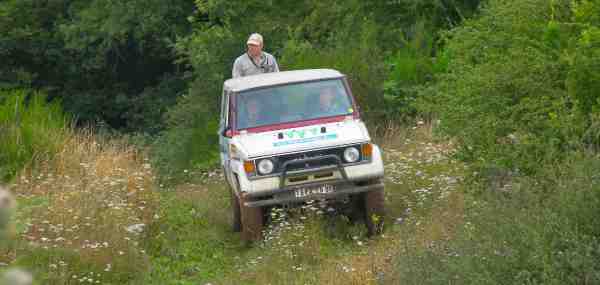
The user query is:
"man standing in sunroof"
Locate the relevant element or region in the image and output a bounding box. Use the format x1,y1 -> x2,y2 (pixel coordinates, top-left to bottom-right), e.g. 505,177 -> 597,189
232,33 -> 279,78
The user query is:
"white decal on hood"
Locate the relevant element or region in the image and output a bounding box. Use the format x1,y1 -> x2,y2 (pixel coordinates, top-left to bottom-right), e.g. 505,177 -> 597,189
273,133 -> 338,147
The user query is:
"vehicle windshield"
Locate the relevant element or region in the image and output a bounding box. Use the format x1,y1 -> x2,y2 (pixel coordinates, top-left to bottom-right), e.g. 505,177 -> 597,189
236,79 -> 353,129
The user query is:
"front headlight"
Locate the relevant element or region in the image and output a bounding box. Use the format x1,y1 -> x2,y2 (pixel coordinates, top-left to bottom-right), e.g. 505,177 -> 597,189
257,159 -> 275,175
343,147 -> 360,163
229,144 -> 240,160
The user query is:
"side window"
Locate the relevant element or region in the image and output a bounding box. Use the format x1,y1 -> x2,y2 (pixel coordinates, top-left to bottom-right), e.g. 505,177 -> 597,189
220,90 -> 230,130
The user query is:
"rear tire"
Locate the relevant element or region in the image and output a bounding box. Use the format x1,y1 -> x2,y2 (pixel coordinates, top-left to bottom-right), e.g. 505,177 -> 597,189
364,187 -> 385,237
240,193 -> 263,242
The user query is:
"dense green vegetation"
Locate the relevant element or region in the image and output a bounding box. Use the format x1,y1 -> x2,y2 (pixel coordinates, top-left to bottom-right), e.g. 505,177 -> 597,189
0,0 -> 192,132
2,0 -> 600,284
425,0 -> 599,174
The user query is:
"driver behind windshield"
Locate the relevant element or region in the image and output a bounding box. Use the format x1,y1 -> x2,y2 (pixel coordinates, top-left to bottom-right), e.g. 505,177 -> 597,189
316,86 -> 351,117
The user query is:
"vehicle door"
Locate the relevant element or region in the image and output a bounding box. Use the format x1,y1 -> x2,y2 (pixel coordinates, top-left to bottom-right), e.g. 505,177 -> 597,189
218,89 -> 232,173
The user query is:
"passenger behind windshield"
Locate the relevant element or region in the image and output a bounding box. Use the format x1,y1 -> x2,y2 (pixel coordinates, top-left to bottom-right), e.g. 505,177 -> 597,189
236,80 -> 353,130
317,86 -> 351,117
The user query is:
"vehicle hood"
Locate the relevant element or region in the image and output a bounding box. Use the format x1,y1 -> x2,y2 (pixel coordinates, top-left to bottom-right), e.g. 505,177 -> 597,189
234,119 -> 370,158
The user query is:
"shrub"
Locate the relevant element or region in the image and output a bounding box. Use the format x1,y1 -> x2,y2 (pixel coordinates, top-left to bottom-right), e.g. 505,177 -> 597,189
567,1 -> 600,147
383,20 -> 446,121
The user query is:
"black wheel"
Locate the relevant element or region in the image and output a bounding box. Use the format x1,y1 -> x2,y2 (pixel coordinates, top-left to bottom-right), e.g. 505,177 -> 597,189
364,188 -> 385,237
230,187 -> 241,232
226,169 -> 242,232
240,193 -> 263,242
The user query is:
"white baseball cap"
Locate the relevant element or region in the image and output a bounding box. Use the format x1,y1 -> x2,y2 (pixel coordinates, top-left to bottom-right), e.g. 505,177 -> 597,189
247,33 -> 263,46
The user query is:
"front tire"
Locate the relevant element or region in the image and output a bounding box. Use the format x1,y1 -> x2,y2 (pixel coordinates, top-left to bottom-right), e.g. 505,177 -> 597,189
230,188 -> 241,232
364,187 -> 385,237
240,193 -> 263,242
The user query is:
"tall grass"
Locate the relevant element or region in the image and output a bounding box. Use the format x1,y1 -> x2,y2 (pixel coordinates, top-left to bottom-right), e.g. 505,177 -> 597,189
0,90 -> 69,182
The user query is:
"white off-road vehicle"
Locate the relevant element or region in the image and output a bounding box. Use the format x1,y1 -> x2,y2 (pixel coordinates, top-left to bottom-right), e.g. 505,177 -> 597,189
219,69 -> 385,241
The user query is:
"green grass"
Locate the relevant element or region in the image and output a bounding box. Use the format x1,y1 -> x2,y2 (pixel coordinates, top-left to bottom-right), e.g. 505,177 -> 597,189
12,247 -> 148,285
139,184 -> 242,284
138,183 -> 372,284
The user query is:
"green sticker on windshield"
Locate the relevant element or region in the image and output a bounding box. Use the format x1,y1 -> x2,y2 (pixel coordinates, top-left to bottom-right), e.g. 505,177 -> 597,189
348,108 -> 354,113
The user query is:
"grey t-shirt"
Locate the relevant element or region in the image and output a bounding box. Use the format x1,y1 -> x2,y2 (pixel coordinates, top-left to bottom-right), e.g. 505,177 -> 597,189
232,52 -> 279,78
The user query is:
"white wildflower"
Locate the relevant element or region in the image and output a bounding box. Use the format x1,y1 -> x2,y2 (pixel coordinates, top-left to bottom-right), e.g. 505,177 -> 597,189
126,223 -> 145,235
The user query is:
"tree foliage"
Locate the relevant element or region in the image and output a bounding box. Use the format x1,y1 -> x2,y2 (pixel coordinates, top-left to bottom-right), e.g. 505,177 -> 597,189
0,0 -> 193,132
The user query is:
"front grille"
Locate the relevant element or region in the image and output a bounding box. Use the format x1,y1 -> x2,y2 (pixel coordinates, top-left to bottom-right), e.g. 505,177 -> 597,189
269,146 -> 361,174
280,155 -> 339,172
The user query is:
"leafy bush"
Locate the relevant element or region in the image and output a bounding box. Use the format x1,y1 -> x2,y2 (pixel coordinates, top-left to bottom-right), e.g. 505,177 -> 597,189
421,0 -> 582,174
122,74 -> 187,135
0,89 -> 69,182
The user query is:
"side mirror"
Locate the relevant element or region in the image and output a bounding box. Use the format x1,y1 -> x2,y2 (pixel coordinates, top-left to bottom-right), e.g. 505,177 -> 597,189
223,128 -> 233,138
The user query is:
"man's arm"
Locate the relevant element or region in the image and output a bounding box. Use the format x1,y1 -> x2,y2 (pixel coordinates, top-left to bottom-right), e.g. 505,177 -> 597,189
271,55 -> 279,72
232,58 -> 242,78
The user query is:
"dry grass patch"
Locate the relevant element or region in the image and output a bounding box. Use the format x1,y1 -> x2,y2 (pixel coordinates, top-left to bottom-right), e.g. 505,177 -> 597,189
4,130 -> 160,283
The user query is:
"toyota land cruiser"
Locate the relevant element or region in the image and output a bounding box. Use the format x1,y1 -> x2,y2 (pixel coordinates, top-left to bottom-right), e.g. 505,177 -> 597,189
219,69 -> 385,241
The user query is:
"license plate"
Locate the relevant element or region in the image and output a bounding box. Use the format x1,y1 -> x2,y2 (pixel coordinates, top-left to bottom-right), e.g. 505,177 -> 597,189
294,184 -> 335,198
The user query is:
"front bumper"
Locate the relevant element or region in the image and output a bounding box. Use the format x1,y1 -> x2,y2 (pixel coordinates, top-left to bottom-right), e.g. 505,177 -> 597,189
241,154 -> 383,207
243,180 -> 384,207
237,144 -> 385,197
